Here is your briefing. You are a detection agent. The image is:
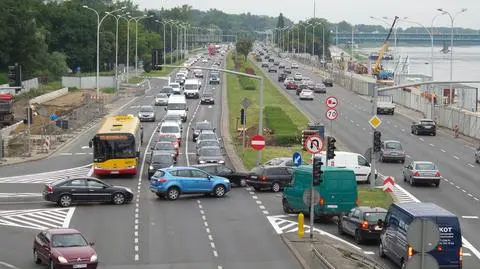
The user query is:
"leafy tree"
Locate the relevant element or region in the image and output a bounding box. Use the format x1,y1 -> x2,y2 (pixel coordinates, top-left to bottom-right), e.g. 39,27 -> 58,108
276,13 -> 285,28
236,37 -> 253,60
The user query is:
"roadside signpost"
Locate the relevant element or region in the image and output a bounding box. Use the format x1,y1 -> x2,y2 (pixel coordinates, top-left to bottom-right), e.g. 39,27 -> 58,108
292,152 -> 302,167
405,219 -> 440,269
369,115 -> 382,129
368,114 -> 382,190
383,176 -> 395,192
325,96 -> 338,139
325,108 -> 338,120
251,134 -> 266,151
241,98 -> 252,151
304,135 -> 323,239
325,96 -> 338,108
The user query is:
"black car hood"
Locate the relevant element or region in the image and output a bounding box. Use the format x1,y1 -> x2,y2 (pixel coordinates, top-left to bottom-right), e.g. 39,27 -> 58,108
150,162 -> 174,169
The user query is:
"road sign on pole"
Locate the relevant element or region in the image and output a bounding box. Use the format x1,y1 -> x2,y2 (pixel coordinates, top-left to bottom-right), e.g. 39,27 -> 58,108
241,97 -> 252,109
325,96 -> 338,108
251,134 -> 266,151
304,135 -> 323,154
292,152 -> 302,167
383,176 -> 395,192
369,115 -> 382,129
325,108 -> 338,120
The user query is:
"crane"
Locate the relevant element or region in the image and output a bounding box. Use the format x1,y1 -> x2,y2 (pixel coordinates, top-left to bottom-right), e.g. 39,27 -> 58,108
371,16 -> 399,77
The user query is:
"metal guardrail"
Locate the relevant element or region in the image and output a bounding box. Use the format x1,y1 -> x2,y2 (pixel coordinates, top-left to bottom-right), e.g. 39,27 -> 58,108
312,248 -> 336,269
312,246 -> 386,269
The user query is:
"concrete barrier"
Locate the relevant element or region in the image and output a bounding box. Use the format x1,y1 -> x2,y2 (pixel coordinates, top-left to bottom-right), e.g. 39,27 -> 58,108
29,88 -> 68,105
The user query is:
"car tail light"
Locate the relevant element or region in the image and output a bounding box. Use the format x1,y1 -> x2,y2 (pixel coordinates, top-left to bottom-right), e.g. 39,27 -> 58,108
361,220 -> 369,229
413,171 -> 420,177
47,186 -> 53,193
158,178 -> 167,183
259,176 -> 267,181
408,246 -> 414,257
459,247 -> 463,263
319,197 -> 324,206
437,245 -> 443,251
355,197 -> 359,207
435,171 -> 441,177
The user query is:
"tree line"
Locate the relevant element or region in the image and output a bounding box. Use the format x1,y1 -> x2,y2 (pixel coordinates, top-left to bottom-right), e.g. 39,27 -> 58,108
0,0 -> 285,83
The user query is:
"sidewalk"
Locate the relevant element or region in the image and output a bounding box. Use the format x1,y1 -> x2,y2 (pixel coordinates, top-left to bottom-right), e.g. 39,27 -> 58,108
282,232 -> 383,269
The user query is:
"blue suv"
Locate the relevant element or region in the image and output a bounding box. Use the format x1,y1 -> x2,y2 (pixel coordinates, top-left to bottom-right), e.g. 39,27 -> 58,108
150,166 -> 231,200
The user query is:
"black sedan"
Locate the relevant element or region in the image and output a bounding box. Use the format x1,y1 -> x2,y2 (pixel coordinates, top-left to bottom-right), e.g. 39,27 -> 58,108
148,151 -> 176,178
337,206 -> 387,244
411,118 -> 436,136
43,177 -> 134,207
200,93 -> 215,105
192,164 -> 249,187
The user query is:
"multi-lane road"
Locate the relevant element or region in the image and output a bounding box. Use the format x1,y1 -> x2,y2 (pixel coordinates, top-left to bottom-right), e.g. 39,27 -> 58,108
0,53 -> 303,269
252,50 -> 480,268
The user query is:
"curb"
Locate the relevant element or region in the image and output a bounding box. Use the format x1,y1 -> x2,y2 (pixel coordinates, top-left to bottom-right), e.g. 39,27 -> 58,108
280,235 -> 312,269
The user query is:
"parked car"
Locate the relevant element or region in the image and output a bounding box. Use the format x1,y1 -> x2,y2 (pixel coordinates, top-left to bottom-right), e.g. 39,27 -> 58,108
411,118 -> 436,136
299,89 -> 314,100
313,83 -> 326,93
323,77 -> 334,87
200,92 -> 215,105
192,121 -> 214,142
379,140 -> 405,163
197,146 -> 225,164
147,151 -> 176,178
403,161 -> 441,187
154,93 -> 169,106
43,177 -> 134,207
192,164 -> 249,187
337,206 -> 387,244
150,166 -> 231,200
137,105 -> 156,122
33,228 -> 98,269
246,165 -> 293,192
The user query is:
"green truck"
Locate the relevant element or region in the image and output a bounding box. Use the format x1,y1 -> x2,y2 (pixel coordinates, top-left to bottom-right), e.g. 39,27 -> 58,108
282,165 -> 358,219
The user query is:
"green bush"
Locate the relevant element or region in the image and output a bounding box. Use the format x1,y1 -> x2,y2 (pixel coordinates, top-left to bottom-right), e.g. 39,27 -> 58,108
0,73 -> 8,84
274,134 -> 299,146
264,106 -> 300,146
101,88 -> 115,94
238,76 -> 256,90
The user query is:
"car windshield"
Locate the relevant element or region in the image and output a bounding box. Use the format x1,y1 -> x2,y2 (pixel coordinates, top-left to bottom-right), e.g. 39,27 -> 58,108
385,142 -> 402,150
51,233 -> 88,248
198,133 -> 216,140
302,90 -> 312,94
169,84 -> 179,88
140,106 -> 153,112
200,147 -> 222,156
152,154 -> 172,164
415,163 -> 436,170
165,115 -> 181,121
156,93 -> 167,98
203,94 -> 213,98
167,103 -> 186,110
93,134 -> 135,161
158,135 -> 176,142
198,140 -> 219,148
420,120 -> 435,125
160,126 -> 179,133
196,122 -> 212,130
264,159 -> 283,165
154,142 -> 174,150
364,212 -> 387,222
161,87 -> 173,93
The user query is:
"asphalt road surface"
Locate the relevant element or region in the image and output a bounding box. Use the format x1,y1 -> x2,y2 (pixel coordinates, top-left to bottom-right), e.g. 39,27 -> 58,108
253,52 -> 480,269
0,52 -> 302,269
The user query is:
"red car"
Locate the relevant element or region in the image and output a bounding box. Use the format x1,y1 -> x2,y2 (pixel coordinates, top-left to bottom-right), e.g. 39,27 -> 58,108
33,228 -> 98,269
157,134 -> 180,149
285,81 -> 297,90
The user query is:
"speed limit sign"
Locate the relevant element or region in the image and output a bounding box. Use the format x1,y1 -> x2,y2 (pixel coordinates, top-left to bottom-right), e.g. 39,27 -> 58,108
326,108 -> 338,120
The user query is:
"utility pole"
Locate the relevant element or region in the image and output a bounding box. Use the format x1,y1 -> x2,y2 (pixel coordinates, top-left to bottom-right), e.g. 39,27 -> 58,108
370,87 -> 378,189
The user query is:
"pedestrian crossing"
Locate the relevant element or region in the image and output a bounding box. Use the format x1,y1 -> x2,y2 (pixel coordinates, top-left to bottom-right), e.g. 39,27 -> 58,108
0,165 -> 92,184
0,207 -> 75,230
0,193 -> 43,198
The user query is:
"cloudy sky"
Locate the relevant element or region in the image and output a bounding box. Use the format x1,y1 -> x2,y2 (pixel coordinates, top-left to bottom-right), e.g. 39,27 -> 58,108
134,0 -> 479,29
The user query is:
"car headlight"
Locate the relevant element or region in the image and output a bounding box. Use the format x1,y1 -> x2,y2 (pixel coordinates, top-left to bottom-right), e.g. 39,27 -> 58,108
90,254 -> 98,262
200,161 -> 206,164
224,179 -> 230,183
218,160 -> 225,164
149,166 -> 154,170
58,256 -> 68,264
124,187 -> 133,193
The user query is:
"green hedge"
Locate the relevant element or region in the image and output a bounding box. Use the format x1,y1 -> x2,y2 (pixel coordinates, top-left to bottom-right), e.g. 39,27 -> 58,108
238,76 -> 256,90
265,106 -> 299,146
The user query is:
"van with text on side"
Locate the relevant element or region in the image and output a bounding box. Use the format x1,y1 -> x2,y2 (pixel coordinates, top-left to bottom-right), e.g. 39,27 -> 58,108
282,165 -> 358,218
379,202 -> 463,269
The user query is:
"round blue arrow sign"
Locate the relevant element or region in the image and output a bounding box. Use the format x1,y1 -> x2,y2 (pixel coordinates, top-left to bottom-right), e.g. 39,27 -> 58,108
293,152 -> 302,167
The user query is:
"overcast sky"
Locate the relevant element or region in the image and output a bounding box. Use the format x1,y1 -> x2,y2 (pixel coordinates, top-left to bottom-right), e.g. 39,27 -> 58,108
134,0 -> 479,29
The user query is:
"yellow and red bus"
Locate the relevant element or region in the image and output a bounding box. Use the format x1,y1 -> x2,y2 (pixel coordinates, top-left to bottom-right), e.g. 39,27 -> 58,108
89,115 -> 143,176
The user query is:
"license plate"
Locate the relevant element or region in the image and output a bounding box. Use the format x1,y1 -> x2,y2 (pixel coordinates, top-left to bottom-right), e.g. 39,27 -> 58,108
326,205 -> 338,208
250,176 -> 257,179
110,171 -> 119,174
375,226 -> 382,231
73,264 -> 87,269
424,126 -> 432,129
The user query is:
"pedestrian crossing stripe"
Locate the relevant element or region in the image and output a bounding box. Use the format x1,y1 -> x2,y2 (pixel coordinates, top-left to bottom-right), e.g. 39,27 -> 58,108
0,165 -> 91,184
0,207 -> 75,230
0,193 -> 43,198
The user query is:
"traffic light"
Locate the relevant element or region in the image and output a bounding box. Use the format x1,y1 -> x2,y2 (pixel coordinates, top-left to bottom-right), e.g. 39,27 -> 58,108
8,64 -> 22,87
312,157 -> 323,186
374,131 -> 382,152
240,108 -> 246,125
326,136 -> 336,160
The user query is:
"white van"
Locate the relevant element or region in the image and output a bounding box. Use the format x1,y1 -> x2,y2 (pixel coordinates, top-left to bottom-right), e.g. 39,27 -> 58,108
165,95 -> 188,122
184,79 -> 201,99
314,151 -> 376,183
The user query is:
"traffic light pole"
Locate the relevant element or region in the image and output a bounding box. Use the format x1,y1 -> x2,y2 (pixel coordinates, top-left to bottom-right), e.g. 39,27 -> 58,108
310,153 -> 315,239
370,87 -> 378,189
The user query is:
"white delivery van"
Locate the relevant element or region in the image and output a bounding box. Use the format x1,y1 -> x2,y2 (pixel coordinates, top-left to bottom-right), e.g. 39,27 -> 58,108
314,151 -> 376,183
165,95 -> 188,122
184,79 -> 201,99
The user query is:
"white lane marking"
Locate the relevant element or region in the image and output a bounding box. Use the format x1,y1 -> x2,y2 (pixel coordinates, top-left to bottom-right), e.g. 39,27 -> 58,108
454,156 -> 460,160
263,210 -> 269,215
185,96 -> 203,166
58,153 -> 73,155
441,149 -> 446,152
213,250 -> 218,257
204,221 -> 209,227
444,178 -> 449,182
468,164 -> 475,167
259,205 -> 266,209
429,143 -> 435,147
363,251 -> 375,255
462,216 -> 479,219
0,261 -> 21,269
249,191 -> 255,195
256,200 -> 262,204
474,197 -> 479,201
252,196 -> 258,199
450,182 -> 454,185
456,186 -> 461,189
206,228 -> 210,233
394,125 -> 398,128
350,120 -> 354,123
210,242 -> 216,249
208,235 -> 213,241
401,129 -> 405,132
468,194 -> 473,197
0,193 -> 42,198
406,155 -> 411,158
355,123 -> 359,127
419,138 -> 424,142
462,190 -> 466,193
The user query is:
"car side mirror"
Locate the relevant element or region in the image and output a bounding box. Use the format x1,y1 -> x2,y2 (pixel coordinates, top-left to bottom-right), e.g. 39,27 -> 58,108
89,242 -> 95,246
88,141 -> 93,148
164,108 -> 167,111
136,152 -> 140,158
186,107 -> 189,111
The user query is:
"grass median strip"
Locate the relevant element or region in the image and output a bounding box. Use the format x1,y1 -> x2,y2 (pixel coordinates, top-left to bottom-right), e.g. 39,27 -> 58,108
226,52 -> 309,170
357,186 -> 393,209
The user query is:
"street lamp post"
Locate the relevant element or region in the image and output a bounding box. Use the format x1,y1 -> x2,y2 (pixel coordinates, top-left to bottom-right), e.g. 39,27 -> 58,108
155,20 -> 167,66
437,8 -> 468,105
133,15 -> 150,76
106,12 -> 129,92
83,6 -> 125,96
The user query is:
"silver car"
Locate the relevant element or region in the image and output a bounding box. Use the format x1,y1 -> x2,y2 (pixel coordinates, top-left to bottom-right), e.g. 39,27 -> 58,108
138,106 -> 156,122
403,161 -> 441,187
379,140 -> 405,163
197,146 -> 225,164
155,93 -> 169,106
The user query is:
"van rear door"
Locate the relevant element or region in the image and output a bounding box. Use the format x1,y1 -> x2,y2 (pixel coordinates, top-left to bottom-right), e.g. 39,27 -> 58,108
320,170 -> 357,215
429,216 -> 462,268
